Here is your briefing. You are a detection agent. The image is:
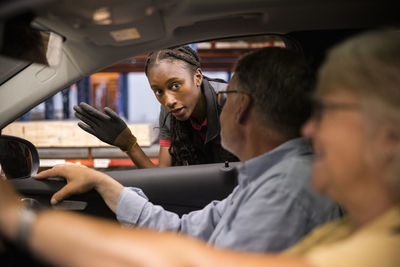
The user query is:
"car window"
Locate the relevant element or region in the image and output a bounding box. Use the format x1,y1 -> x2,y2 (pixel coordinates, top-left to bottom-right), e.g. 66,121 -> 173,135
1,35 -> 285,172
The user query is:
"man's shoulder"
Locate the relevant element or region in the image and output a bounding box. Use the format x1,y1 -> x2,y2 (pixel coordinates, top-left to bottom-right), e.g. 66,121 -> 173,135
249,146 -> 316,194
252,154 -> 339,219
275,153 -> 313,176
245,139 -> 313,187
266,147 -> 313,175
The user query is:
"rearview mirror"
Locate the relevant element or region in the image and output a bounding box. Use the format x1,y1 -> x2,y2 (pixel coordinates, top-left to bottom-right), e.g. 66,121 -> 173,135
0,135 -> 39,179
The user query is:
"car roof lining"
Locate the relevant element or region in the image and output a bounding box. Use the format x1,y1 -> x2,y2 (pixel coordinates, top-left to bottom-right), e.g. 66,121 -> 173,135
287,29 -> 364,72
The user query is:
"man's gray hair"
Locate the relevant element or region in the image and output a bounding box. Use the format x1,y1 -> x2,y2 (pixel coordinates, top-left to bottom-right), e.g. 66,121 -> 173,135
234,47 -> 314,138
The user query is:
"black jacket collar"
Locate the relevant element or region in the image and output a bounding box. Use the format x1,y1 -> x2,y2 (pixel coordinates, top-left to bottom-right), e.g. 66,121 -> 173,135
201,79 -> 226,144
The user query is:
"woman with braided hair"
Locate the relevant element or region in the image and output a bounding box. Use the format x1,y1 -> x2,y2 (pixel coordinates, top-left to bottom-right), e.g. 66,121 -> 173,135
74,45 -> 238,168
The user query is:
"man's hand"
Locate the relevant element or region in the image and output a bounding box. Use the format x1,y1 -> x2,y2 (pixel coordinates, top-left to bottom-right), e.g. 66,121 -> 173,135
35,164 -> 104,205
35,164 -> 123,212
74,102 -> 137,152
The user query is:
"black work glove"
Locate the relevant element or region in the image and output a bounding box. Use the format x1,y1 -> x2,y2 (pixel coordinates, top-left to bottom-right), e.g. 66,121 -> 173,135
73,102 -> 137,152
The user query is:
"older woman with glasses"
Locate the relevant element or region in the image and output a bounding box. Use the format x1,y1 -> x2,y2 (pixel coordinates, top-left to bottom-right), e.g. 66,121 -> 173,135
0,30 -> 399,267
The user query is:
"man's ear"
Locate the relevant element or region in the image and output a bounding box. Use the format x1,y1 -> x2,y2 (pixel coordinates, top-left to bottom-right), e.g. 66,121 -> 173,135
237,93 -> 252,124
194,68 -> 203,87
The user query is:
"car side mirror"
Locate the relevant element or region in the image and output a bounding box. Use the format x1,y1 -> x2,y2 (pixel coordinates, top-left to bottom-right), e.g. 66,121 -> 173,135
0,135 -> 39,179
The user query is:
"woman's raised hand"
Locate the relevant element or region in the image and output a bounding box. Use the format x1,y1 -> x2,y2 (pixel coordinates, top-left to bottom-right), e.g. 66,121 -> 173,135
73,102 -> 136,152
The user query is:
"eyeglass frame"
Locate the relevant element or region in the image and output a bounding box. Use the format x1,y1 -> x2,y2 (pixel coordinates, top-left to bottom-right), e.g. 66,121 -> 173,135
311,100 -> 361,122
216,90 -> 249,106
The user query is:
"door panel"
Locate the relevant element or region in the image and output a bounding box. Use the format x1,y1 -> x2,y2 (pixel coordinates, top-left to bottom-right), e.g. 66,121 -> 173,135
11,162 -> 239,219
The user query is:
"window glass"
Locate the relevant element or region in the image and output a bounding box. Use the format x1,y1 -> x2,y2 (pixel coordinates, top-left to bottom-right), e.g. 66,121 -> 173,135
2,35 -> 285,171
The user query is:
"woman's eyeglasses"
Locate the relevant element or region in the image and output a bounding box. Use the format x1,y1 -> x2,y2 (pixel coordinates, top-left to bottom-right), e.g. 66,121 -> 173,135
312,100 -> 361,122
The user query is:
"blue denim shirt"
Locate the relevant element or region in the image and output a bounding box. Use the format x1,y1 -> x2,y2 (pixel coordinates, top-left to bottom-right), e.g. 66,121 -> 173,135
116,138 -> 341,252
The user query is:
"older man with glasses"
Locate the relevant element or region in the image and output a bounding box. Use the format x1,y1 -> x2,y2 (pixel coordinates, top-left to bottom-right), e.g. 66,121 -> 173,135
26,47 -> 340,254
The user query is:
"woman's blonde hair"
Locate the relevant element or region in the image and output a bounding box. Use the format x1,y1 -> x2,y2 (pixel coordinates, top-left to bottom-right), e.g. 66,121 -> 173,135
317,29 -> 400,203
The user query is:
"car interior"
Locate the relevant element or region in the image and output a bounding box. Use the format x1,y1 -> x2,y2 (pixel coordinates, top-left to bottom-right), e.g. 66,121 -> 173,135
0,0 -> 399,266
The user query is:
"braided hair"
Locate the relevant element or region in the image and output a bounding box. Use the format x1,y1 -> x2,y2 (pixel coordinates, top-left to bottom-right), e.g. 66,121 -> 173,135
145,45 -> 203,165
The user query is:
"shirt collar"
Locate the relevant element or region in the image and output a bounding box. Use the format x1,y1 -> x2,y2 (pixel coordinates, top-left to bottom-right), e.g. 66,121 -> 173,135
237,138 -> 312,187
189,117 -> 208,131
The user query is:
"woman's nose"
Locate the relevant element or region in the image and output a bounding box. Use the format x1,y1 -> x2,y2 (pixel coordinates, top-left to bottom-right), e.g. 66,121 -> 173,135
164,92 -> 177,109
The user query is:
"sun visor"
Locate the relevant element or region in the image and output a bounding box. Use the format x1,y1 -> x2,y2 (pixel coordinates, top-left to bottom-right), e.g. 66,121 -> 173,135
81,12 -> 165,47
0,13 -> 63,67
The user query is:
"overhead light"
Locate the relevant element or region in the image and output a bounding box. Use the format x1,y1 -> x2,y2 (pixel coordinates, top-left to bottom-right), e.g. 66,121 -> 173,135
145,7 -> 155,16
93,7 -> 112,25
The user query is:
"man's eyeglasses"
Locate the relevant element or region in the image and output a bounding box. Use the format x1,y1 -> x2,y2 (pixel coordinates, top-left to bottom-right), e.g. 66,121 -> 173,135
216,90 -> 247,106
312,101 -> 361,122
